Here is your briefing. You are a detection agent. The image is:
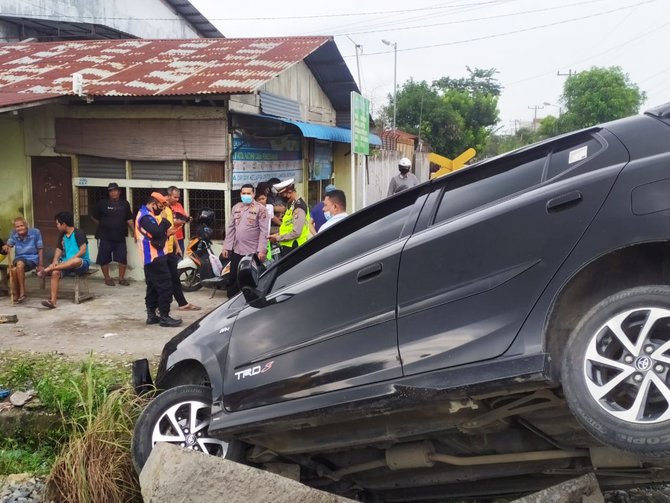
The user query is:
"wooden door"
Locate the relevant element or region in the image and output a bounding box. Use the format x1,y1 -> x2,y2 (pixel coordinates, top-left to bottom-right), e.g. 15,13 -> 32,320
31,156 -> 73,249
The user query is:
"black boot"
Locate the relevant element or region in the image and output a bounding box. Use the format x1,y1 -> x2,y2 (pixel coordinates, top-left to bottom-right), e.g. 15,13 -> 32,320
159,314 -> 182,327
146,309 -> 160,325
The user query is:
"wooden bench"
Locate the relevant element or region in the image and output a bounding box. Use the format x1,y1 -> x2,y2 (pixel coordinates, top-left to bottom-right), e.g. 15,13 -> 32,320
37,267 -> 98,304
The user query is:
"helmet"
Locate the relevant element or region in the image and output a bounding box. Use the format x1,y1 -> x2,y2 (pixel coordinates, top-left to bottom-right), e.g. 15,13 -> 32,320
196,208 -> 216,227
399,157 -> 412,168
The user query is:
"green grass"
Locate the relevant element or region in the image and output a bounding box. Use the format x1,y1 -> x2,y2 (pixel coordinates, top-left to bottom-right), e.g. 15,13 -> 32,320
0,351 -> 137,478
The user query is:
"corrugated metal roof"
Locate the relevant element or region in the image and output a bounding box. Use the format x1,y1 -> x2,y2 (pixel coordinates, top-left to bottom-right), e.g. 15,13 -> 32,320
0,37 -> 331,108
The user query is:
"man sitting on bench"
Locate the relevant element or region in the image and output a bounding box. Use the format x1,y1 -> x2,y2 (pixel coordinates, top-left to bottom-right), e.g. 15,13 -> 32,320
39,211 -> 90,309
2,217 -> 44,303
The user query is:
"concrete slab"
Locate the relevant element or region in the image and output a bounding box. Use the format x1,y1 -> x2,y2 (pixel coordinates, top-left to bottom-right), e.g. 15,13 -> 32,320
140,443 -> 355,503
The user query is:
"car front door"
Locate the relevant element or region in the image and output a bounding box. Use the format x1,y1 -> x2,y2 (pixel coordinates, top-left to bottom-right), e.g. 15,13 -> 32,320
223,190 -> 420,412
397,130 -> 630,375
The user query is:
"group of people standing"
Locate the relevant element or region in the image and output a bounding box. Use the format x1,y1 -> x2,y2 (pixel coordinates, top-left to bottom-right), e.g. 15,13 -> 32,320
2,158 -> 417,316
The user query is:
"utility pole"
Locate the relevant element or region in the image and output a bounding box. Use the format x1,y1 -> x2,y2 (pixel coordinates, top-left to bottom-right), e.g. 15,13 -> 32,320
347,36 -> 363,92
528,105 -> 544,130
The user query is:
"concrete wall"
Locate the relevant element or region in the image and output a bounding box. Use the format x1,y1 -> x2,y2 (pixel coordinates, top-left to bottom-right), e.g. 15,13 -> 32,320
0,0 -> 201,41
0,116 -> 28,239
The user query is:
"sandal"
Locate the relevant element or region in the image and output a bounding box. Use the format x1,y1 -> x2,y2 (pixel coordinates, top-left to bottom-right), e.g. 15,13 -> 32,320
104,278 -> 115,286
41,299 -> 57,309
118,279 -> 130,286
16,295 -> 26,304
178,304 -> 202,311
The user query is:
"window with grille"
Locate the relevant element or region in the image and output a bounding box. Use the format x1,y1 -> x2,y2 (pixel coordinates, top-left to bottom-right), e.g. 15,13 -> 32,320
78,186 -> 119,236
187,189 -> 226,240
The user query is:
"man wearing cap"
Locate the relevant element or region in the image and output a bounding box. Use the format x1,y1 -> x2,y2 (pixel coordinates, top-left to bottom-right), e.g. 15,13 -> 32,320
269,179 -> 310,258
135,192 -> 181,327
92,182 -> 134,286
223,183 -> 269,298
387,157 -> 419,196
309,184 -> 337,235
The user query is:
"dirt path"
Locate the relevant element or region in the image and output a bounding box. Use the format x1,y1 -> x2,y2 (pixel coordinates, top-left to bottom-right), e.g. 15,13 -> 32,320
0,274 -> 226,361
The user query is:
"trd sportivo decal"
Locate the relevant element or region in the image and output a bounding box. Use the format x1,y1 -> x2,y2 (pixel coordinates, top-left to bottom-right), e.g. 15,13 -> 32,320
235,361 -> 274,380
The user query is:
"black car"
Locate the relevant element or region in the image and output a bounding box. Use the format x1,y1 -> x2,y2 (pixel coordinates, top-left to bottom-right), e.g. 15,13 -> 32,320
132,104 -> 670,502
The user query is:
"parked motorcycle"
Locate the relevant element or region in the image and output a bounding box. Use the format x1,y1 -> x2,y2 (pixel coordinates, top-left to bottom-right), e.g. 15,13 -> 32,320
177,209 -> 223,292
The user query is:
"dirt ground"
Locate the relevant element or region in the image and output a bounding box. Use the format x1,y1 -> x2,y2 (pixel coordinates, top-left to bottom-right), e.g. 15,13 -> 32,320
0,273 -> 228,361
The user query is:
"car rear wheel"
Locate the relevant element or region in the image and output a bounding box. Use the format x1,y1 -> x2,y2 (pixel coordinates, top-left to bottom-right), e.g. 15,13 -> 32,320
562,285 -> 670,457
132,385 -> 244,473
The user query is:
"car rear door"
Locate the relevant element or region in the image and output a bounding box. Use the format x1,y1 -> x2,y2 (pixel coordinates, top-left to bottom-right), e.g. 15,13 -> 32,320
223,189 -> 421,412
397,130 -> 630,375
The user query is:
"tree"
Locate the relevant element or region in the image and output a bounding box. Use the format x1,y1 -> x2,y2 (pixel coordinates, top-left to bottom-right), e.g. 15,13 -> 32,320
378,67 -> 501,158
558,66 -> 646,132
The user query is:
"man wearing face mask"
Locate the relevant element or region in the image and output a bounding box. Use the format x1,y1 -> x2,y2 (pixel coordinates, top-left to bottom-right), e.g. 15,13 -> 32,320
135,192 -> 181,327
223,184 -> 269,298
387,157 -> 419,197
319,189 -> 349,233
269,179 -> 310,259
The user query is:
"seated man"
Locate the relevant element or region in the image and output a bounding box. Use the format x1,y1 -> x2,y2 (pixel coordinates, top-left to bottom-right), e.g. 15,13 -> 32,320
2,217 -> 44,303
40,211 -> 90,309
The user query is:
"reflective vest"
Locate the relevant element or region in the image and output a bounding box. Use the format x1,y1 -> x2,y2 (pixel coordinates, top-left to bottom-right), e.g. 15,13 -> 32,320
135,205 -> 167,265
279,198 -> 310,249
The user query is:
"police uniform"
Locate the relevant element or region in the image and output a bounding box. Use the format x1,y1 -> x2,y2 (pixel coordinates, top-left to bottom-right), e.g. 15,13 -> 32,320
223,200 -> 269,297
277,197 -> 310,253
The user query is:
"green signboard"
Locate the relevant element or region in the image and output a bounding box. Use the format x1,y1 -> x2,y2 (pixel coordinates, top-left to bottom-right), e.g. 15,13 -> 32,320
351,92 -> 370,155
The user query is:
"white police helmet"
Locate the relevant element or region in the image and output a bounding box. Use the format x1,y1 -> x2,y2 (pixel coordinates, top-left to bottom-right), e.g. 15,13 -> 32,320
399,157 -> 412,168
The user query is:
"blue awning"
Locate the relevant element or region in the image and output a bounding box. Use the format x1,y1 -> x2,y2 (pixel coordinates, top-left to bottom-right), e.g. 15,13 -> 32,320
260,115 -> 381,146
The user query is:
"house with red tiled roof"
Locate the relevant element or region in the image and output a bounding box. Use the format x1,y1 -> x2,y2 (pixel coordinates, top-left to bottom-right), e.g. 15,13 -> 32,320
0,36 -> 380,279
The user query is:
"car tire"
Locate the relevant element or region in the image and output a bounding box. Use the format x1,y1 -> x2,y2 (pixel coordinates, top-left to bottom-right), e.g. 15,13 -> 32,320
132,384 -> 244,473
179,267 -> 202,292
562,285 -> 670,457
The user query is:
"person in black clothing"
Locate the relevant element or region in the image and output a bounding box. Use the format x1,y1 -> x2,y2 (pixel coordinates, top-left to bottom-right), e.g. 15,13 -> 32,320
135,192 -> 181,328
92,182 -> 134,286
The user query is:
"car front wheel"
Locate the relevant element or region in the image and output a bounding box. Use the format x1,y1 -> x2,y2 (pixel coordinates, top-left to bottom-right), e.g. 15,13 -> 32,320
562,285 -> 670,457
132,385 -> 243,473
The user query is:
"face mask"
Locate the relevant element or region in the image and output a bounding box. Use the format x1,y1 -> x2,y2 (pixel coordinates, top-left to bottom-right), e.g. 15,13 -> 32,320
241,194 -> 253,204
324,211 -> 332,220
152,204 -> 162,215
399,168 -> 409,174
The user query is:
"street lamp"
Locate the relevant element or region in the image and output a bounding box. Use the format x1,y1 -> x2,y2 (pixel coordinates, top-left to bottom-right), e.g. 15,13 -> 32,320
543,101 -> 562,117
382,39 -> 397,131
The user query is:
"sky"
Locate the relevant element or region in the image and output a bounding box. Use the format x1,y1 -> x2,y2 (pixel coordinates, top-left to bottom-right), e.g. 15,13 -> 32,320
190,0 -> 670,135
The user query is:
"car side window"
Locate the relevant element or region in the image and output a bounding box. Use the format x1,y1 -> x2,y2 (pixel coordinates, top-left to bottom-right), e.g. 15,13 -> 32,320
270,190 -> 418,293
433,151 -> 546,225
545,135 -> 603,180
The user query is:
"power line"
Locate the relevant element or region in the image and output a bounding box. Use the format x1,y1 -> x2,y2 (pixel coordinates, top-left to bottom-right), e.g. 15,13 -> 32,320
336,0 -> 611,37
344,0 -> 658,58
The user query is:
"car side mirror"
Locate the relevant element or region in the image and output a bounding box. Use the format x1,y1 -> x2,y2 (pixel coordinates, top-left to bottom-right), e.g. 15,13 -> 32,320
238,254 -> 267,307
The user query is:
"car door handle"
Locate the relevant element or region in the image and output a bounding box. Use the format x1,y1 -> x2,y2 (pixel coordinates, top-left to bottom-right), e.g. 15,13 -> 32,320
357,263 -> 383,283
547,191 -> 582,212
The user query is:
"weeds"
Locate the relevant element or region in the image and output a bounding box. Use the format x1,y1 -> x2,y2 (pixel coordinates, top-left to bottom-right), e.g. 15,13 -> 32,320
43,359 -> 146,503
0,350 -> 140,493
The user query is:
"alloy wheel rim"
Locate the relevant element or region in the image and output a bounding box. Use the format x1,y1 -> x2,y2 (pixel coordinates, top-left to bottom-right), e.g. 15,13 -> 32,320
151,399 -> 228,456
584,307 -> 670,424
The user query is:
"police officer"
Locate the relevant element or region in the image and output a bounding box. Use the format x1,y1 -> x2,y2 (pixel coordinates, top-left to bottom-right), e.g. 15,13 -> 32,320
269,178 -> 310,259
223,183 -> 269,297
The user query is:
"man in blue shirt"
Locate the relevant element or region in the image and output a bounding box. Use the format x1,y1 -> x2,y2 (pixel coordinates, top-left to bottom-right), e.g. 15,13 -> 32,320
40,211 -> 90,309
1,217 -> 44,303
